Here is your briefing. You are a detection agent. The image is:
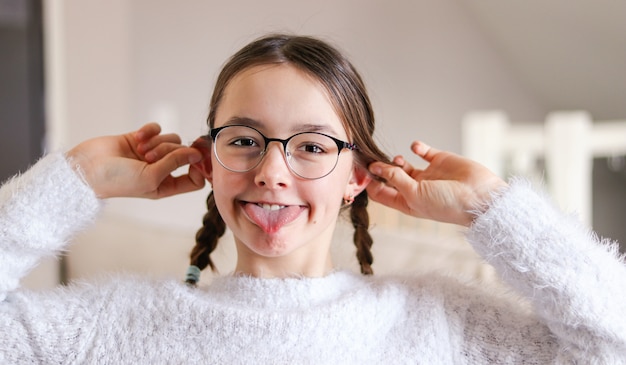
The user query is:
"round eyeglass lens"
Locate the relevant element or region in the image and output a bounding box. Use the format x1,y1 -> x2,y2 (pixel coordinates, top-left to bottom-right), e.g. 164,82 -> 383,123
285,133 -> 340,178
214,126 -> 265,172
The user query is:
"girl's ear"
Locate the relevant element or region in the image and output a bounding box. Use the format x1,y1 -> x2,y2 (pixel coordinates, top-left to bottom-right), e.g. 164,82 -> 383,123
346,164 -> 372,198
191,137 -> 213,183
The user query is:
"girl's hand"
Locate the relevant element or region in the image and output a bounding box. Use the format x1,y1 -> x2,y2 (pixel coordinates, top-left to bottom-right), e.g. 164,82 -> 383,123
366,141 -> 507,227
66,123 -> 206,199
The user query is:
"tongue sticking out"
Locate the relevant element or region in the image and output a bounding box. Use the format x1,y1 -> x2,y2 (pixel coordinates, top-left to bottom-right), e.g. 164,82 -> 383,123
243,203 -> 305,233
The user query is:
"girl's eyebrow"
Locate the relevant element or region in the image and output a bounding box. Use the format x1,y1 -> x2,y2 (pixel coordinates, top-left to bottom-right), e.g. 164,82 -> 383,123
224,116 -> 340,136
223,116 -> 260,128
294,123 -> 339,135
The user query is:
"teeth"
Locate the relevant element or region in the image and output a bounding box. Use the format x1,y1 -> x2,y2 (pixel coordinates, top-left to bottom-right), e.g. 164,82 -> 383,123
259,203 -> 285,211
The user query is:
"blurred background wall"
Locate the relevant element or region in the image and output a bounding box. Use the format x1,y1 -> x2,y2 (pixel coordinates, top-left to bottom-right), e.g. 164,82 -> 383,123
45,0 -> 552,231
1,0 -> 624,286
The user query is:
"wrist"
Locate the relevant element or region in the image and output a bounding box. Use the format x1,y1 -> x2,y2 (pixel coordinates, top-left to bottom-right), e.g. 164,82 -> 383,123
65,147 -> 100,197
467,179 -> 509,226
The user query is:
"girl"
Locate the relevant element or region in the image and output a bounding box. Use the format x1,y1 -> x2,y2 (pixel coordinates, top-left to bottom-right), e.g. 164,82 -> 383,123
1,34 -> 625,364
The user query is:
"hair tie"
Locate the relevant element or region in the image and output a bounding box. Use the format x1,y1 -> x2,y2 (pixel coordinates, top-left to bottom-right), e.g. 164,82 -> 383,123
185,265 -> 202,284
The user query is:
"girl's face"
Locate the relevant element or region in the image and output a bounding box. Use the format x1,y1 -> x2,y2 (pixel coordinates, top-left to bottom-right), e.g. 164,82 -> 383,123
206,64 -> 369,277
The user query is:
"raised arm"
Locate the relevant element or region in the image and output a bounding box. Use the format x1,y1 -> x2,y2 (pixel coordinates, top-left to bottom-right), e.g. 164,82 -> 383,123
366,141 -> 626,361
0,124 -> 209,362
66,122 -> 206,199
0,123 -> 206,299
366,140 -> 507,226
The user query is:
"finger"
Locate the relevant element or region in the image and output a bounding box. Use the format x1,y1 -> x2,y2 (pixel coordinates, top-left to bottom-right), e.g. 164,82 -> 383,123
366,178 -> 397,202
188,164 -> 206,187
137,133 -> 183,155
367,162 -> 417,205
191,136 -> 211,153
366,178 -> 411,215
392,155 -> 411,174
189,136 -> 212,165
411,141 -> 441,162
145,147 -> 203,184
392,154 -> 424,179
134,123 -> 162,142
152,172 -> 206,199
143,142 -> 187,163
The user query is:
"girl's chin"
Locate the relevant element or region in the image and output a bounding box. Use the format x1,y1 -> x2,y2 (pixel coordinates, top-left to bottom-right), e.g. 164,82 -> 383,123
239,237 -> 302,261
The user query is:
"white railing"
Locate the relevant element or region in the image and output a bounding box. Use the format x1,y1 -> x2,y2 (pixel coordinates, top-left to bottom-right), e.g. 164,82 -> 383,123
462,111 -> 626,227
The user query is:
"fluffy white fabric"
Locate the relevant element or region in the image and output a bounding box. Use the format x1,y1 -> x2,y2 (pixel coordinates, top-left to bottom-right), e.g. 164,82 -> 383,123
1,153 -> 625,364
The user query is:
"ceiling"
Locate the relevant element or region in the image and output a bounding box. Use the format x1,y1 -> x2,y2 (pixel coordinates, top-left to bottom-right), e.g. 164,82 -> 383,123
458,1 -> 626,120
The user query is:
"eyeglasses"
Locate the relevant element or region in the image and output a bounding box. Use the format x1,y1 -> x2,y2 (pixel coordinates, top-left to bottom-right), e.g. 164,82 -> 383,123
209,125 -> 357,179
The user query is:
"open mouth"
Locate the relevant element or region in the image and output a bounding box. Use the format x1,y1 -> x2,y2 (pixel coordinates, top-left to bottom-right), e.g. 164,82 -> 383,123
242,201 -> 306,233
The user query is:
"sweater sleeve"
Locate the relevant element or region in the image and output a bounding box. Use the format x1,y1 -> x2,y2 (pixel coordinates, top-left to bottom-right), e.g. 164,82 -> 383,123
466,178 -> 626,361
0,152 -> 102,300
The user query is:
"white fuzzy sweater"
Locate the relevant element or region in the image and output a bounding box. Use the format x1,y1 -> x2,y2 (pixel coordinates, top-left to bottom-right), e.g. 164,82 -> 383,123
1,152 -> 626,364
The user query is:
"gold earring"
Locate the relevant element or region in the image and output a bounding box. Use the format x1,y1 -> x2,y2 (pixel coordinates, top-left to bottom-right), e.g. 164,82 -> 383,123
343,194 -> 354,205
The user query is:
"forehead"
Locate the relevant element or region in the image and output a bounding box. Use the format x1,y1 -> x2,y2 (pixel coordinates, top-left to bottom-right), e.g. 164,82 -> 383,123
215,64 -> 347,138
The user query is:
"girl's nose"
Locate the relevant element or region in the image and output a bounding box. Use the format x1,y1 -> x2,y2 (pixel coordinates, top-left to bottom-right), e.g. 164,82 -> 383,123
253,143 -> 291,188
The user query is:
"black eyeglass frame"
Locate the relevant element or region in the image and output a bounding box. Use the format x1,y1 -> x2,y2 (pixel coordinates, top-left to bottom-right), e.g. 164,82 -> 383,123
208,124 -> 357,180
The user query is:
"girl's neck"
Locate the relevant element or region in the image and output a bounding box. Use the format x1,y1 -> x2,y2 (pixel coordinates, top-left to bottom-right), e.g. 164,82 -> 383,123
234,245 -> 334,278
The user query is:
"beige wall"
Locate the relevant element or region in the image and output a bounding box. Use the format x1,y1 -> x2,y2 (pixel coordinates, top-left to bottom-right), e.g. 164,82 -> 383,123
30,0 -> 546,285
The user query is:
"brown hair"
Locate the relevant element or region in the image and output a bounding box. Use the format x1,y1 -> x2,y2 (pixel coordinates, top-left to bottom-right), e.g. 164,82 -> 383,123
186,34 -> 391,284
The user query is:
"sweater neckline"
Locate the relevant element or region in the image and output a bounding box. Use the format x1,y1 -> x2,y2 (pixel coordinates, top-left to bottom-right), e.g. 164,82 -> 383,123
204,270 -> 364,310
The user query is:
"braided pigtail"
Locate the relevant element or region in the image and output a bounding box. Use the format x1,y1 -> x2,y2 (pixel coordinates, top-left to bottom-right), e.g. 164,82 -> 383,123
350,191 -> 374,275
185,191 -> 226,285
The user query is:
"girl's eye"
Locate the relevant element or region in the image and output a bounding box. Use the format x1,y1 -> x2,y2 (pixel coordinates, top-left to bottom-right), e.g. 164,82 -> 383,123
232,138 -> 258,147
302,144 -> 325,154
